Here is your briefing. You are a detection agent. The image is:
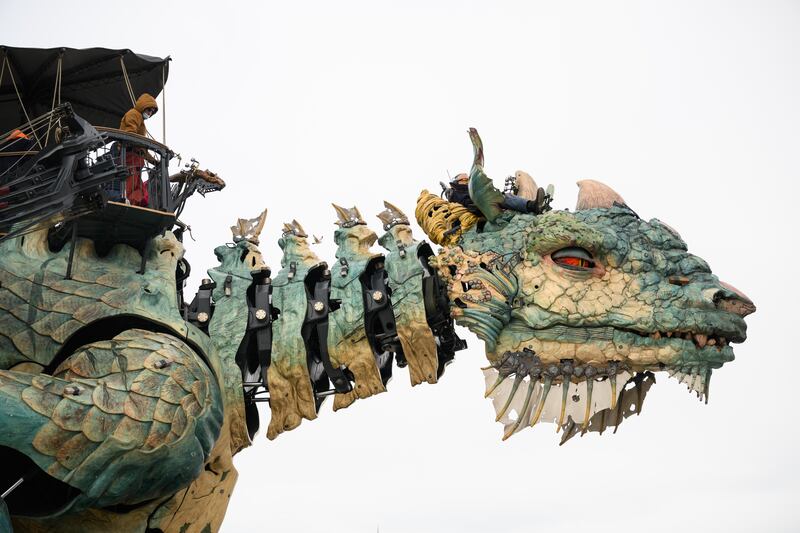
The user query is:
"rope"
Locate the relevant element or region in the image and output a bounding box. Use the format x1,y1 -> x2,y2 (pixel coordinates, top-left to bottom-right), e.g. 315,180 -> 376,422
0,113 -> 49,144
4,56 -> 44,150
119,55 -> 136,106
57,54 -> 62,105
44,53 -> 63,146
0,54 -> 6,93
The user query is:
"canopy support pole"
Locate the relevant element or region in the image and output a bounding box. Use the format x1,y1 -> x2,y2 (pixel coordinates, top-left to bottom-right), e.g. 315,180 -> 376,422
0,52 -> 6,96
161,62 -> 167,145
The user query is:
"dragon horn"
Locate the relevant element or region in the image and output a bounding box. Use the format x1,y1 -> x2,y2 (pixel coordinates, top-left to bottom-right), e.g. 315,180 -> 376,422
251,209 -> 267,243
514,171 -> 539,201
467,128 -> 505,223
575,179 -> 627,210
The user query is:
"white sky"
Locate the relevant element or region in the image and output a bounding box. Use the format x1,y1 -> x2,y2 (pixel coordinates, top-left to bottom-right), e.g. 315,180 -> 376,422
2,1 -> 799,531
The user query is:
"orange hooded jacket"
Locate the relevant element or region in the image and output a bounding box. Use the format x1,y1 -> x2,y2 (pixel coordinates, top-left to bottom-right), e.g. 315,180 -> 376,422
119,93 -> 158,136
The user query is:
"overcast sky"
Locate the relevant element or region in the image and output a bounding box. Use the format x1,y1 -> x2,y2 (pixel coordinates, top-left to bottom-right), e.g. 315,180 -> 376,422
3,1 -> 799,531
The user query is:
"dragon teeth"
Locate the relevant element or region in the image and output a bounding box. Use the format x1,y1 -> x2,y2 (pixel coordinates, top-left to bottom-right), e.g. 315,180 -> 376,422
485,367 -> 634,440
694,333 -> 707,348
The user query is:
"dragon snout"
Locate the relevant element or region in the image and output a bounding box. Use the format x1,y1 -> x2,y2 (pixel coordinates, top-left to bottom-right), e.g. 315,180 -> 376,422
716,281 -> 756,318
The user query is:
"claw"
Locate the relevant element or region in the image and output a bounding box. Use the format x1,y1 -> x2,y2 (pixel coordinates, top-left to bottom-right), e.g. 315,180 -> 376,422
496,374 -> 522,421
582,378 -> 593,431
703,368 -> 712,404
609,373 -> 617,410
556,377 -> 570,432
530,375 -> 552,427
485,374 -> 505,398
503,378 -> 535,441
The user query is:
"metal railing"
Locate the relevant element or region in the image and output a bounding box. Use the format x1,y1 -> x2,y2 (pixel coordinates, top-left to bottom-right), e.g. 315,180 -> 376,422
90,127 -> 174,212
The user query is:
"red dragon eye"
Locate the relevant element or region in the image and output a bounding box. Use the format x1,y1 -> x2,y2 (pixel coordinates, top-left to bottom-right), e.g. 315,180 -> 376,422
552,247 -> 596,270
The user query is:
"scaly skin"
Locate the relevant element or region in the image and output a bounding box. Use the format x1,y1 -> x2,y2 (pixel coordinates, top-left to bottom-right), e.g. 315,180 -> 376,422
0,230 -> 249,532
328,223 -> 386,410
378,223 -> 439,386
266,230 -> 324,439
0,129 -> 755,530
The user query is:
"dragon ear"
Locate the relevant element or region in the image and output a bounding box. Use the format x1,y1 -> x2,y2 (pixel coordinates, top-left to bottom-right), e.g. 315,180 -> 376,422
332,203 -> 351,226
575,179 -> 627,210
332,204 -> 366,227
231,208 -> 268,245
377,200 -> 410,230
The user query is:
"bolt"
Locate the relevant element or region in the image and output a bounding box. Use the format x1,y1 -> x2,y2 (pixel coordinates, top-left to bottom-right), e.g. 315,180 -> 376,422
372,291 -> 384,302
313,301 -> 325,312
255,309 -> 267,320
197,312 -> 209,323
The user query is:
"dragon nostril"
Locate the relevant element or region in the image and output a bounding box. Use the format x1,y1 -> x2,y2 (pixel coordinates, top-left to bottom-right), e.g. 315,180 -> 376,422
716,296 -> 756,317
668,275 -> 690,286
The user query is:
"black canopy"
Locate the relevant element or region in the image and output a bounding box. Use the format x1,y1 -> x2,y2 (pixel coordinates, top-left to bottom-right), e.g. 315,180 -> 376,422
0,46 -> 169,135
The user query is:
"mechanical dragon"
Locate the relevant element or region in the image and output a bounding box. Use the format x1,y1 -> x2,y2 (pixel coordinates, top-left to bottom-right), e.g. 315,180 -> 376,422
0,124 -> 755,532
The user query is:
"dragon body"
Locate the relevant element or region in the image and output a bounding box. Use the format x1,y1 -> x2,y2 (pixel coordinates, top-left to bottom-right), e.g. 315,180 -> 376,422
0,129 -> 754,532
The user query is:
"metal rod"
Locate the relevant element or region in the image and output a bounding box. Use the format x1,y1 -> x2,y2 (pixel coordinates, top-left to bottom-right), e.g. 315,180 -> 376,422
243,384 -> 338,399
65,221 -> 78,279
161,62 -> 167,145
243,385 -> 339,404
1,477 -> 23,499
137,239 -> 151,275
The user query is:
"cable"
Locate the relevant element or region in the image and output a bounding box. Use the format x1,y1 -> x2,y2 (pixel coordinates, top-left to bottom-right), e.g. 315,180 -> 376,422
119,55 -> 136,107
4,56 -> 44,149
44,53 -> 63,146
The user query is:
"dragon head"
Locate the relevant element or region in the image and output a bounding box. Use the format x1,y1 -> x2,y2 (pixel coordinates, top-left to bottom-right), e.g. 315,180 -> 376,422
419,130 -> 755,443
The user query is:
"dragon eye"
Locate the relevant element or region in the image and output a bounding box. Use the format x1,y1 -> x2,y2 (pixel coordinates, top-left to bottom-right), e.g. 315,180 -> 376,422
552,247 -> 596,270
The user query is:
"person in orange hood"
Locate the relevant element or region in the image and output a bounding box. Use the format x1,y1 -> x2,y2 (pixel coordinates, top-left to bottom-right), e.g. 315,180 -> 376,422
119,94 -> 158,206
120,93 -> 158,136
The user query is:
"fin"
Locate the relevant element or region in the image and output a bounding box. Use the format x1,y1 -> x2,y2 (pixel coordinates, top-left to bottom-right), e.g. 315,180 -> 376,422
467,128 -> 505,223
